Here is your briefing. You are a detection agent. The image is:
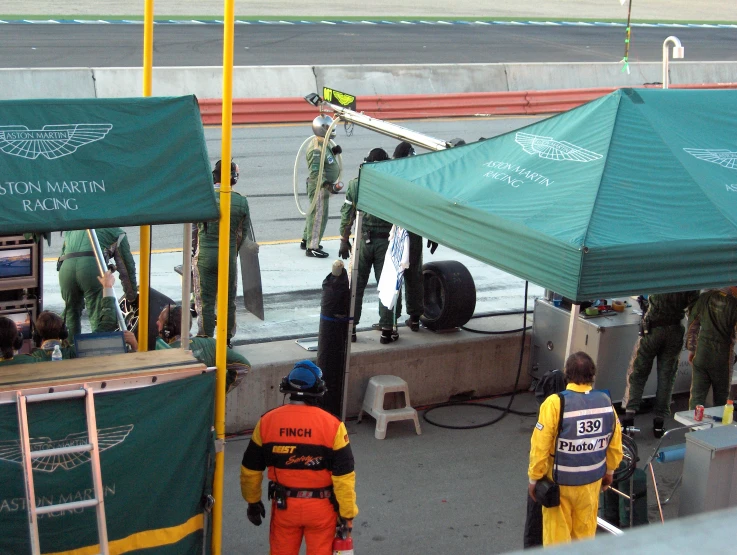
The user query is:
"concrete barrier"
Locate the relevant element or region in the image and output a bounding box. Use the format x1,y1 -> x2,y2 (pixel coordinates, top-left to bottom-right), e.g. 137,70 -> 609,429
504,62 -> 664,91
314,63 -> 510,95
0,68 -> 97,99
226,317 -> 531,433
2,62 -> 735,101
92,65 -> 316,98
671,61 -> 737,86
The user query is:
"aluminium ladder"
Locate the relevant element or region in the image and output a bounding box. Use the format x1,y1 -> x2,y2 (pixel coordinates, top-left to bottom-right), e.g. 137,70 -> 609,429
16,386 -> 110,555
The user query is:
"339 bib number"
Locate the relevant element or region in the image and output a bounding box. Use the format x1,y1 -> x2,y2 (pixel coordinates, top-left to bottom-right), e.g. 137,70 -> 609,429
577,418 -> 602,436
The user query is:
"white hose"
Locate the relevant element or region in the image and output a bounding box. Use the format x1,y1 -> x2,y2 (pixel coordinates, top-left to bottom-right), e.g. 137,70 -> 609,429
293,136 -> 313,216
292,120 -> 343,217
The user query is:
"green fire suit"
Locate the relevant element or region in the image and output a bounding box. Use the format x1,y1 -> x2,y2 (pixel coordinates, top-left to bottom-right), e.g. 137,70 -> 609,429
622,291 -> 698,418
0,354 -> 39,366
340,177 -> 400,329
403,232 -> 424,322
59,228 -> 138,339
303,137 -> 341,250
687,289 -> 737,409
194,189 -> 250,342
31,340 -> 77,361
156,334 -> 251,392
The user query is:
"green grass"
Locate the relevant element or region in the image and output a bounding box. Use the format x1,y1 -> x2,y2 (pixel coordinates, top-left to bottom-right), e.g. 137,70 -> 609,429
0,15 -> 735,24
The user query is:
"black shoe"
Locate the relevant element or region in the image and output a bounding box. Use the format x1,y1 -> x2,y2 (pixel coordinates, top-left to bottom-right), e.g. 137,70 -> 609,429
351,327 -> 357,343
620,413 -> 635,429
380,329 -> 399,344
653,417 -> 665,439
301,240 -> 323,250
405,317 -> 420,332
305,248 -> 329,258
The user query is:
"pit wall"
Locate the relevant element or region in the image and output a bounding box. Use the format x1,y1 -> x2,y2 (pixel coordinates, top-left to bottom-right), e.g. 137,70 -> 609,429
227,317 -> 531,433
0,61 -> 734,100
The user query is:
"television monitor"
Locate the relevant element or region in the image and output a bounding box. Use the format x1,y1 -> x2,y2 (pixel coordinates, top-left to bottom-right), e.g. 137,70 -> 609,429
0,302 -> 37,355
0,236 -> 38,292
74,332 -> 127,358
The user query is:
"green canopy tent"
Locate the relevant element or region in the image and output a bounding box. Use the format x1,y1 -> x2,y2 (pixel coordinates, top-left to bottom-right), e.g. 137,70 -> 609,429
357,88 -> 737,302
0,95 -> 218,233
0,95 -> 221,554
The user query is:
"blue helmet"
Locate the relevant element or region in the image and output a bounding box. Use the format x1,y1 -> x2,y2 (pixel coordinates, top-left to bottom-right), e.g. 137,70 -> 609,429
279,360 -> 327,397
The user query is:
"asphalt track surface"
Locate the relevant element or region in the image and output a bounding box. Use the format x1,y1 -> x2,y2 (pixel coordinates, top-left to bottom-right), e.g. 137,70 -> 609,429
1,24 -> 736,68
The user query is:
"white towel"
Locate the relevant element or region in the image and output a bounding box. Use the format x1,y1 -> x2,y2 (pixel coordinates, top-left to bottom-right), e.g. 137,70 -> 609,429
378,225 -> 410,310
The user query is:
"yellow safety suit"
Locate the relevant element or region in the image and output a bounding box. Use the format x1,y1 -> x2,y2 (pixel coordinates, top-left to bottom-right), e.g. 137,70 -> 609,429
528,383 -> 623,546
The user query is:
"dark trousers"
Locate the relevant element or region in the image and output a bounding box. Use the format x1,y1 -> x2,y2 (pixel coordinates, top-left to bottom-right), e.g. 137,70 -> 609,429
523,494 -> 543,548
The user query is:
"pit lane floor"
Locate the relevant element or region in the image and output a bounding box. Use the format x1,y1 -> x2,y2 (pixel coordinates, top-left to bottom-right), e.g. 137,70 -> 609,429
221,392 -> 687,554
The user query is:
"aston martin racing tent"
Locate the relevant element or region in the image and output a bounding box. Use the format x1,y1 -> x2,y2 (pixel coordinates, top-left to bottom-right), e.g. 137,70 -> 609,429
357,88 -> 737,301
0,95 -> 218,233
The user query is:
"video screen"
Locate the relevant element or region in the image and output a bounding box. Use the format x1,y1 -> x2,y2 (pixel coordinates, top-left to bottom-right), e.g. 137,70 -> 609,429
4,311 -> 32,340
0,248 -> 32,279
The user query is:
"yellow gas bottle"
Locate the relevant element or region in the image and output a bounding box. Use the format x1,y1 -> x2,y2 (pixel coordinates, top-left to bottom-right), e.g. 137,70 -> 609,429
722,400 -> 734,425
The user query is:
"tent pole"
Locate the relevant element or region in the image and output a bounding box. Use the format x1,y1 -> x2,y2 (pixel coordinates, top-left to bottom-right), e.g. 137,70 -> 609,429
138,0 -> 154,352
212,0 -> 235,551
564,303 -> 580,361
341,212 -> 363,423
181,223 -> 192,349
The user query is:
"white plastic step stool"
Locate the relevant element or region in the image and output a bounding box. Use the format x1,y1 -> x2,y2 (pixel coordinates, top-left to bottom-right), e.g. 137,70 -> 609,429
357,375 -> 422,440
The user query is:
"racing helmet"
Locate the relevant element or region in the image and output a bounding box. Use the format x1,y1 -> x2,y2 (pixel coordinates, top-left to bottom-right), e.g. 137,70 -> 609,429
213,159 -> 239,186
279,360 -> 327,397
392,141 -> 416,159
312,115 -> 337,139
364,147 -> 389,163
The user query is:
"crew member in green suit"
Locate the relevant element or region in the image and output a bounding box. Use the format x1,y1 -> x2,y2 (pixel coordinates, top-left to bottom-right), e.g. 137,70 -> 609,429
301,115 -> 342,259
31,311 -> 76,361
392,141 -> 432,332
34,272 -> 137,360
0,317 -> 38,366
193,159 -> 250,345
686,287 -> 737,410
621,291 -> 698,437
155,304 -> 250,392
339,147 -> 399,345
58,228 -> 138,338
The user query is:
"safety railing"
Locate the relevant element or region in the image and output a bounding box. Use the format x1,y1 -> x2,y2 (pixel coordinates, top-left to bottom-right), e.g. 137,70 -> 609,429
198,82 -> 737,125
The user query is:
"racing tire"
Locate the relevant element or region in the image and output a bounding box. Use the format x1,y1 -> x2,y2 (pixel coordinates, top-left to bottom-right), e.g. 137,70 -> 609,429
420,260 -> 476,331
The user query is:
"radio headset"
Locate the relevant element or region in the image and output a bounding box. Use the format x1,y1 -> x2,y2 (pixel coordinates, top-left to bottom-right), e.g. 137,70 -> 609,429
30,311 -> 68,347
162,304 -> 176,340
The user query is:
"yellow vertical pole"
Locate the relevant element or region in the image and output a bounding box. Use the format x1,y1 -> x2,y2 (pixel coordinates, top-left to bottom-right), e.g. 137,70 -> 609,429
138,0 -> 154,351
212,0 -> 235,551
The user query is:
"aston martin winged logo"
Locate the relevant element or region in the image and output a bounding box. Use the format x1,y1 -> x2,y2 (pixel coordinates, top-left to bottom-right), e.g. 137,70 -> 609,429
683,148 -> 737,170
0,123 -> 113,160
0,424 -> 133,472
515,132 -> 603,162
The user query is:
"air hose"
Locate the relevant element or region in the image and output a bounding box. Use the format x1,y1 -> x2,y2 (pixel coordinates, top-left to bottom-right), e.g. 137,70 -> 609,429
423,281 -> 533,429
292,118 -> 343,216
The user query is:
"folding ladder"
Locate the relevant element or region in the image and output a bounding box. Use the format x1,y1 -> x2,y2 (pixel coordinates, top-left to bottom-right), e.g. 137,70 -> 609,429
16,386 -> 110,555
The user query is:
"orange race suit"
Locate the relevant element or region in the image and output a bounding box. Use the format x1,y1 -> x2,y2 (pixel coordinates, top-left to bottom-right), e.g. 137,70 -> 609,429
241,401 -> 358,555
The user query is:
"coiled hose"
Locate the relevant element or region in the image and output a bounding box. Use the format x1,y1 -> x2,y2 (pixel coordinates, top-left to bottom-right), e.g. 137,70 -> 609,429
292,119 -> 343,216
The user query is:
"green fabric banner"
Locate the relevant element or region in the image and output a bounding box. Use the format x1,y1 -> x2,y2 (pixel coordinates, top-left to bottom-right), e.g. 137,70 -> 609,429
0,96 -> 219,235
358,88 -> 737,300
0,372 -> 215,554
